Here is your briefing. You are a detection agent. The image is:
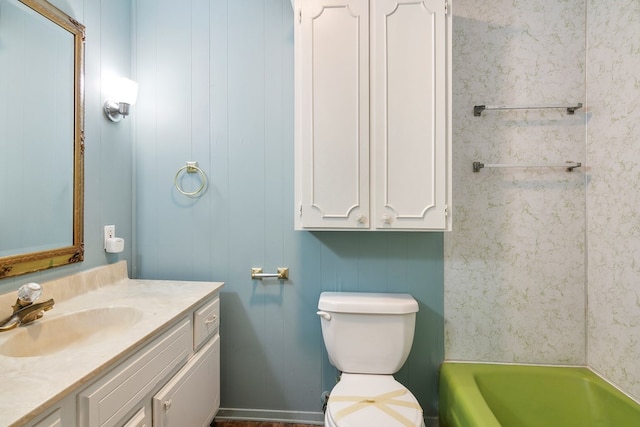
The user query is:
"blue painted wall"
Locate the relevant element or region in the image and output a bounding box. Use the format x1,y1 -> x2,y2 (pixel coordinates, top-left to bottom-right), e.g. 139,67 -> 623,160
133,0 -> 444,418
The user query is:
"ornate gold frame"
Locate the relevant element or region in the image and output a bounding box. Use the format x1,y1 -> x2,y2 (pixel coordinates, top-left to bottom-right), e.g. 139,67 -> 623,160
0,0 -> 85,279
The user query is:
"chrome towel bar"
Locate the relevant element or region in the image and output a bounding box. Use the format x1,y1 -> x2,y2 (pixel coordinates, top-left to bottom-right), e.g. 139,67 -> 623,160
473,161 -> 582,173
473,103 -> 583,117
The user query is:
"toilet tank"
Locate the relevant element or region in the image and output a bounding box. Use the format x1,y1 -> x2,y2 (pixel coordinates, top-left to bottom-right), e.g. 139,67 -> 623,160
317,292 -> 419,375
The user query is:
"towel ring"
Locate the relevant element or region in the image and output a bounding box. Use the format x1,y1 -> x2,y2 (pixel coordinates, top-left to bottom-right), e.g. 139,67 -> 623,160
174,161 -> 207,197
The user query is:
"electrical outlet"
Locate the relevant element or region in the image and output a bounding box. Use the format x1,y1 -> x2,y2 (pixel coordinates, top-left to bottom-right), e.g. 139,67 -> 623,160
104,225 -> 115,249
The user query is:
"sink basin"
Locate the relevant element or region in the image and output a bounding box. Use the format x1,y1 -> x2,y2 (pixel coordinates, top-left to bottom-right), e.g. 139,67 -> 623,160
0,306 -> 143,357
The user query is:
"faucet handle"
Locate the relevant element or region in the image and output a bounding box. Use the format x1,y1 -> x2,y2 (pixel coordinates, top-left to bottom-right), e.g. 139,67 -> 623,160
17,283 -> 42,304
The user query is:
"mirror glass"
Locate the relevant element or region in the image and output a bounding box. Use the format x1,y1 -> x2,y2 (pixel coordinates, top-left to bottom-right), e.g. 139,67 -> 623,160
0,0 -> 85,278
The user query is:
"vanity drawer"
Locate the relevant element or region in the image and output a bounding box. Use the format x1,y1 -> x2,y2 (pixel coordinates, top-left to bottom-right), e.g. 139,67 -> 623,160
78,318 -> 192,427
193,296 -> 219,350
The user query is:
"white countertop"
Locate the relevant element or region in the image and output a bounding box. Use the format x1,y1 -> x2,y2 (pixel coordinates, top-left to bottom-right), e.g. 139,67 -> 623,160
0,262 -> 223,426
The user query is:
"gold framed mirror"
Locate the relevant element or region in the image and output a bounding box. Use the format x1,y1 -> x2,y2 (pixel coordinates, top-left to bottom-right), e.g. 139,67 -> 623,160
0,0 -> 85,279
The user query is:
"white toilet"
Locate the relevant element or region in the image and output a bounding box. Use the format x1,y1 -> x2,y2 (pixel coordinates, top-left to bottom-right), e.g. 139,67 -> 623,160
317,292 -> 425,427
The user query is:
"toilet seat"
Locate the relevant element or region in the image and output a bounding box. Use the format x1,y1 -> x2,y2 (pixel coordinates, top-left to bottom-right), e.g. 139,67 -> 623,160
325,373 -> 424,427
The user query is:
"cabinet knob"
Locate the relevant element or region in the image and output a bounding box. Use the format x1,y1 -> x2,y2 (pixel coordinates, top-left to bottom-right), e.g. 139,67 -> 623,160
381,215 -> 393,225
356,214 -> 368,225
163,399 -> 172,412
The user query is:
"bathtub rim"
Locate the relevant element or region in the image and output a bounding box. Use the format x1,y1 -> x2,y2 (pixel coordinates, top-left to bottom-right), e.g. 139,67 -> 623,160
439,361 -> 640,427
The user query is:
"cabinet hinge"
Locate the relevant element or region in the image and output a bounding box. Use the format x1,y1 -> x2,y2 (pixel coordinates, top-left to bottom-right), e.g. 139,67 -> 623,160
444,205 -> 449,217
299,204 -> 303,215
298,9 -> 302,24
444,1 -> 449,14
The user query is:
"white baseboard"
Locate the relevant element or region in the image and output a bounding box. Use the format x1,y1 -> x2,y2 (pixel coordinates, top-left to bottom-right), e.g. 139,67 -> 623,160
215,408 -> 325,425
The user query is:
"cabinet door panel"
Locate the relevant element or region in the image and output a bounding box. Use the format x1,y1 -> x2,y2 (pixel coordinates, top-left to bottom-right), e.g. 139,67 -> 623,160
372,0 -> 448,229
153,335 -> 220,427
296,0 -> 370,228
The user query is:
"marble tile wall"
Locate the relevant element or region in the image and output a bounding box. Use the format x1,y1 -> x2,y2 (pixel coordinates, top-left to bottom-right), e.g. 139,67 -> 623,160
444,0 -> 587,364
586,0 -> 640,402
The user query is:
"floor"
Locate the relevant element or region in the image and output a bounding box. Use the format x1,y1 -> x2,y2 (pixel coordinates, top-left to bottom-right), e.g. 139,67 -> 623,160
213,418 -> 437,427
213,422 -> 317,427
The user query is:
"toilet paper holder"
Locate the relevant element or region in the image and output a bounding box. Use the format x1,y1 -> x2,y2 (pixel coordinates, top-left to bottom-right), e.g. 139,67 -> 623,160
251,267 -> 289,281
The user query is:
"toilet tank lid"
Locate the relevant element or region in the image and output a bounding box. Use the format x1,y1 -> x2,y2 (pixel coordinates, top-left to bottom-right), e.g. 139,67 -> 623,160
318,292 -> 419,314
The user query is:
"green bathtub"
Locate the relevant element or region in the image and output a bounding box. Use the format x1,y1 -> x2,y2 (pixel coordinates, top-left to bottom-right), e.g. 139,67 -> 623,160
439,363 -> 640,427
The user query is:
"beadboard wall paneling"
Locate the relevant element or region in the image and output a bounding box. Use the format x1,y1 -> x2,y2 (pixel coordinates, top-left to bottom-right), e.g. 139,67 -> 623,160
133,0 -> 444,419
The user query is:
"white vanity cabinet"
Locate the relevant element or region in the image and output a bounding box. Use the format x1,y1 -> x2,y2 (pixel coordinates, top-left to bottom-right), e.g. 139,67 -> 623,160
152,297 -> 220,427
293,0 -> 452,231
24,293 -> 221,427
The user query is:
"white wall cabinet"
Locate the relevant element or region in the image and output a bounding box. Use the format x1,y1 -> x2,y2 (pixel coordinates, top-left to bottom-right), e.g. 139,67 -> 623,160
294,0 -> 452,231
24,294 -> 221,427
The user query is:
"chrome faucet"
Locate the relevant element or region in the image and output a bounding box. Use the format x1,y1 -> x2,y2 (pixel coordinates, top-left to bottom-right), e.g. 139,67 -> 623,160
0,283 -> 55,332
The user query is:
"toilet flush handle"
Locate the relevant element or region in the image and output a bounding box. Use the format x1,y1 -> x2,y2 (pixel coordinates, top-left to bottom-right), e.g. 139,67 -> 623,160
317,311 -> 332,321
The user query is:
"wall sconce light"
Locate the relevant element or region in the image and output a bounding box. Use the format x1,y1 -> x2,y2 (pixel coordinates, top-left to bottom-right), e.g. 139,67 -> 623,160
103,77 -> 139,122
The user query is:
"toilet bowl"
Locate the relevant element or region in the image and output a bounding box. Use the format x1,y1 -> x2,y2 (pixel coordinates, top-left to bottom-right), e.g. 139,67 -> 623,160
317,292 -> 424,427
324,374 -> 424,427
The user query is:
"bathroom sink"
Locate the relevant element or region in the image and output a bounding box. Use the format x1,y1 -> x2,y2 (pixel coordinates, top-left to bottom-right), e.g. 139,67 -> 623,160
0,306 -> 143,357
